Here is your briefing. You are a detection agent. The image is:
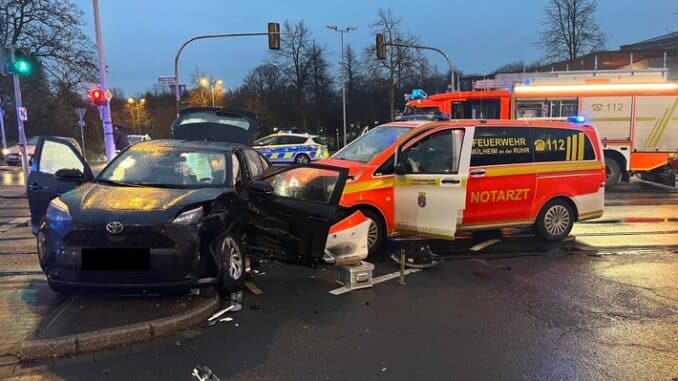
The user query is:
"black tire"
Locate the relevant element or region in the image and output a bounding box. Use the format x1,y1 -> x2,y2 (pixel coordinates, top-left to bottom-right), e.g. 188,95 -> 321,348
361,209 -> 385,257
212,232 -> 245,296
294,154 -> 310,164
535,199 -> 575,241
604,157 -> 621,188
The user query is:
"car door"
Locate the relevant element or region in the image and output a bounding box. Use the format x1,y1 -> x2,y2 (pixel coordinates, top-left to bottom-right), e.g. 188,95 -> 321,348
244,163 -> 348,263
393,126 -> 473,239
27,137 -> 93,234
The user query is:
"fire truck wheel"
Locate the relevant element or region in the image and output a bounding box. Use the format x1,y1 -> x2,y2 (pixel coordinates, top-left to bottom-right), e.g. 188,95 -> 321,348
535,199 -> 574,241
604,158 -> 621,188
362,209 -> 385,256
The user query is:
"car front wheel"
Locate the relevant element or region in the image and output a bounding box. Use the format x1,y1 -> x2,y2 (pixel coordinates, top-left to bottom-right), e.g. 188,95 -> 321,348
535,199 -> 575,241
295,154 -> 310,164
361,209 -> 385,257
212,232 -> 245,296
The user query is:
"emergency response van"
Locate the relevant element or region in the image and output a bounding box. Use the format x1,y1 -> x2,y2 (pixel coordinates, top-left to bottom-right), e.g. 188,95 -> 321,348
320,119 -> 606,254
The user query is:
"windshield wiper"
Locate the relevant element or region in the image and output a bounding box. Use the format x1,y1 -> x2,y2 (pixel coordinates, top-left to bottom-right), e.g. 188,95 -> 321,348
97,179 -> 144,187
134,182 -> 183,189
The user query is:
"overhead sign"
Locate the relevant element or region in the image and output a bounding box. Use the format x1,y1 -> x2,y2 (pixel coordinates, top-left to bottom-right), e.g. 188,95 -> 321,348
18,107 -> 27,121
75,107 -> 86,121
104,89 -> 113,101
158,76 -> 176,85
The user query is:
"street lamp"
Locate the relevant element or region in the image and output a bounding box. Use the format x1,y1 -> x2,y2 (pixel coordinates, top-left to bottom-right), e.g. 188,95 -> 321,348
327,24 -> 357,148
126,97 -> 146,132
200,78 -> 224,107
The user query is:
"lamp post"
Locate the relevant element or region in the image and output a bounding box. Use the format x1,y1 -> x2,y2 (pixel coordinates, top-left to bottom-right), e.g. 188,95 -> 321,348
126,97 -> 146,132
200,78 -> 223,107
326,24 -> 356,147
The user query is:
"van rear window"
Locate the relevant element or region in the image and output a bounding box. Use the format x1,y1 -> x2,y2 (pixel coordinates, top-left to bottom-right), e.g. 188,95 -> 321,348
532,128 -> 595,162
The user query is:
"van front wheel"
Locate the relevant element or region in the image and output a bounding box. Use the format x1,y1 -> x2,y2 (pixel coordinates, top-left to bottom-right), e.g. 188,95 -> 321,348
535,199 -> 574,241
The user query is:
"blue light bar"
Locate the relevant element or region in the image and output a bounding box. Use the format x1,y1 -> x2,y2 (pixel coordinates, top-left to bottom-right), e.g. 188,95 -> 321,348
411,89 -> 428,100
567,116 -> 586,123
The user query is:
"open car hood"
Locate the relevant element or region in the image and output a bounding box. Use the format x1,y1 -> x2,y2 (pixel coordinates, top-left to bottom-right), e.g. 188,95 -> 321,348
171,122 -> 252,146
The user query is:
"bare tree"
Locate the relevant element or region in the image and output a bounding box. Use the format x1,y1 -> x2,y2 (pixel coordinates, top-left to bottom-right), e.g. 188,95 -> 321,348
365,8 -> 422,120
269,20 -> 313,130
0,0 -> 97,88
537,0 -> 606,62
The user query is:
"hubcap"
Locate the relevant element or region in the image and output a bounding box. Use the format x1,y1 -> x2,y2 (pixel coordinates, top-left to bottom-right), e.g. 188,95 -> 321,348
544,205 -> 570,237
297,155 -> 309,164
367,218 -> 379,249
221,237 -> 242,280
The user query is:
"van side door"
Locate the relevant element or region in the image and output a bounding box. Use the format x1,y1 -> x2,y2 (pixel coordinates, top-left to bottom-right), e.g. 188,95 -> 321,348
463,126 -> 536,227
392,126 -> 472,239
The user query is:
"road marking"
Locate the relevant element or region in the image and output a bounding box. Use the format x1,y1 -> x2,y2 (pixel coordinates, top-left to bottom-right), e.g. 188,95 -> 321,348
469,238 -> 501,251
329,269 -> 422,295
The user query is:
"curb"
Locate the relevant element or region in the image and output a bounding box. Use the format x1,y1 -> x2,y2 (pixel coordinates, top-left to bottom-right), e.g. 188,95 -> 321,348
19,295 -> 220,361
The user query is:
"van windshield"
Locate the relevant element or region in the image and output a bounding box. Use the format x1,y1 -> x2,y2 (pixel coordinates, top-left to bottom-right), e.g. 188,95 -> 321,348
332,126 -> 410,163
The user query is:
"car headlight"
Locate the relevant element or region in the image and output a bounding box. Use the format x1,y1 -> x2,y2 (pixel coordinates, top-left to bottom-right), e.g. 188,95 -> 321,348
173,206 -> 203,225
46,198 -> 72,233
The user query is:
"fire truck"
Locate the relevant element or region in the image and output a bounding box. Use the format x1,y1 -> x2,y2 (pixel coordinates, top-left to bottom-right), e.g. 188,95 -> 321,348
403,70 -> 678,187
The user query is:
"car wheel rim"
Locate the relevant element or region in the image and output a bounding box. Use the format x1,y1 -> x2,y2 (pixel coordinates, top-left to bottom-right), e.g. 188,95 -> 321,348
298,155 -> 309,164
544,205 -> 570,237
367,218 -> 378,249
221,237 -> 242,280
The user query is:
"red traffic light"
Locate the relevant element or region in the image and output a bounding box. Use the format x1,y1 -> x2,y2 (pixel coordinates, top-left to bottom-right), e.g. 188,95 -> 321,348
88,87 -> 106,105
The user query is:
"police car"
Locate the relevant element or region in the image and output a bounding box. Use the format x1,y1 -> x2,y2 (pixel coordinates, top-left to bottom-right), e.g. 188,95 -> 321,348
253,132 -> 329,164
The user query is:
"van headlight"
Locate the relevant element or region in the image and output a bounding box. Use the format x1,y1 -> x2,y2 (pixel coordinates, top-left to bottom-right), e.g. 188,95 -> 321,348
46,198 -> 72,233
173,206 -> 203,225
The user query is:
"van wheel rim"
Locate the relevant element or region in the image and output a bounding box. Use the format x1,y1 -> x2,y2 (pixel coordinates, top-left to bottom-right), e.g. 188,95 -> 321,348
221,237 -> 242,280
544,205 -> 570,237
367,218 -> 378,249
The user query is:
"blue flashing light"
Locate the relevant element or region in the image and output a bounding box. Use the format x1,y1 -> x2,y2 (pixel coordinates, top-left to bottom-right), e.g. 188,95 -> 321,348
411,89 -> 428,100
523,79 -> 531,85
567,116 -> 586,124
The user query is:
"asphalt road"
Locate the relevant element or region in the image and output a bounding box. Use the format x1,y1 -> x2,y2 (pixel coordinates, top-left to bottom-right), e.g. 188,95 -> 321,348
1,165 -> 676,380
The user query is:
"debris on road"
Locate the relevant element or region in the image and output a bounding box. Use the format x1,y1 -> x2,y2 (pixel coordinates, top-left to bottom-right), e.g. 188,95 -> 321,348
192,365 -> 221,381
244,281 -> 263,295
470,238 -> 501,251
218,317 -> 233,322
389,245 -> 442,269
207,305 -> 235,322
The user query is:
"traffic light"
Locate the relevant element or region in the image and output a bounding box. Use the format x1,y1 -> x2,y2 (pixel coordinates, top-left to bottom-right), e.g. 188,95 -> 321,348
376,33 -> 386,60
88,87 -> 106,105
13,56 -> 31,75
268,22 -> 280,50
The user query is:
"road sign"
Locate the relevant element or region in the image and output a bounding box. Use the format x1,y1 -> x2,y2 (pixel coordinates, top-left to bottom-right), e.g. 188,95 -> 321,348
104,89 -> 113,101
75,107 -> 86,121
158,76 -> 176,85
18,107 -> 27,121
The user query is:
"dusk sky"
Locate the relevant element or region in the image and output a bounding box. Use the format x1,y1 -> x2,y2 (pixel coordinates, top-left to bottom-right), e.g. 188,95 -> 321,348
74,0 -> 677,96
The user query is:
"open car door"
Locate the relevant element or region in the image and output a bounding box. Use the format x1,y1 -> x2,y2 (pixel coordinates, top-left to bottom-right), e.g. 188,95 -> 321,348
245,164 -> 348,263
393,126 -> 473,239
27,137 -> 93,234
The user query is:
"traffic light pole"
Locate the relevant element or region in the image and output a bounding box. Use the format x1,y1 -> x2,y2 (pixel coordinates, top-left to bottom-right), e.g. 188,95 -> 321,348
173,25 -> 283,116
0,106 -> 7,155
92,0 -> 116,161
384,42 -> 455,91
9,46 -> 30,186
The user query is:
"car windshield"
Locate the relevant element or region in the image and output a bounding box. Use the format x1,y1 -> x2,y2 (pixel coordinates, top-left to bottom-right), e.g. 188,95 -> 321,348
98,145 -> 229,188
332,126 -> 410,163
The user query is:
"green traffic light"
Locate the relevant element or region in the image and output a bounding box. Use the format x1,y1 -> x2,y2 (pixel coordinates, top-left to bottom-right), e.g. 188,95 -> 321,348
14,59 -> 31,75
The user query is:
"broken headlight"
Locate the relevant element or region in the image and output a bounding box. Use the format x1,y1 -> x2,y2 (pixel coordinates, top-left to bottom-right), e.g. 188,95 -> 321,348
173,206 -> 204,225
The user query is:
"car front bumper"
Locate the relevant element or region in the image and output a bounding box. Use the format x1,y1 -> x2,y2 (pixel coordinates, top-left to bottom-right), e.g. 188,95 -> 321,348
324,210 -> 370,264
38,222 -> 212,290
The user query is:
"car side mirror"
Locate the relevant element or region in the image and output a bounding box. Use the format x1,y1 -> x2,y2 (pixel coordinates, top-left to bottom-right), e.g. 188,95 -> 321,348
249,180 -> 274,194
394,162 -> 406,175
55,168 -> 84,181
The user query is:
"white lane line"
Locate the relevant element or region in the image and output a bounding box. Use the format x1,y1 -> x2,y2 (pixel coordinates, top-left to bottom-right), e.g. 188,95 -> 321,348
329,269 -> 422,295
469,238 -> 501,252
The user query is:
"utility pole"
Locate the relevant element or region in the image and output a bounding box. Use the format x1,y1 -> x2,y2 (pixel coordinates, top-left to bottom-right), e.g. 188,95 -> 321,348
75,108 -> 87,156
327,25 -> 356,147
9,46 -> 30,184
92,0 -> 116,161
0,104 -> 7,156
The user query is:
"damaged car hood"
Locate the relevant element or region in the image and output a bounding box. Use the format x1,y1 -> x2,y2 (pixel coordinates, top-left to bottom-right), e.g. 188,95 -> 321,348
60,183 -> 227,224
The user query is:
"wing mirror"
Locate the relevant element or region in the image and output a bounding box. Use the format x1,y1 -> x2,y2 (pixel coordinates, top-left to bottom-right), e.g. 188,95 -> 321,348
55,168 -> 84,181
249,180 -> 274,194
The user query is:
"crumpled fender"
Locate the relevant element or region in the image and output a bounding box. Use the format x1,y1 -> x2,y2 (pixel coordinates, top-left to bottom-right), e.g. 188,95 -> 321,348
324,210 -> 370,264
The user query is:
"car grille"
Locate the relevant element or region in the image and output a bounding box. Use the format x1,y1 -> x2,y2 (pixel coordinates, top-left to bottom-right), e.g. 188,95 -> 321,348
65,226 -> 175,248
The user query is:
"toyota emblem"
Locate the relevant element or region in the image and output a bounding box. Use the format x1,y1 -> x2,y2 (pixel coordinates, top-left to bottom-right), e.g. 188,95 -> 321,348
105,221 -> 124,234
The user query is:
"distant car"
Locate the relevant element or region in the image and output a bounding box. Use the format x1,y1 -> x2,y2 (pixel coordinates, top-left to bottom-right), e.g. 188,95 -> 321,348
5,137 -> 80,166
127,134 -> 151,145
26,136 -> 367,295
253,132 -> 329,164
